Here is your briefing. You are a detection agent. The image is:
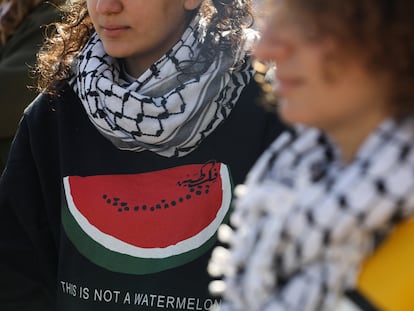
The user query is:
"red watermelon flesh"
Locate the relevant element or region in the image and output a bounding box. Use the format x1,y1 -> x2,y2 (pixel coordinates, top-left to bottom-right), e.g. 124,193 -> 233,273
64,162 -> 230,251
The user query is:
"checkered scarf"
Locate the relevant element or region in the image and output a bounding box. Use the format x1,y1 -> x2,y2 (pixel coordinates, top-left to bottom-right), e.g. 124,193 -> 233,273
209,118 -> 414,311
72,16 -> 255,157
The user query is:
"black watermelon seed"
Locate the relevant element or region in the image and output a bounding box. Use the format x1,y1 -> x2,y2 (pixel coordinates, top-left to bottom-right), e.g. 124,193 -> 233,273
179,197 -> 184,202
150,207 -> 155,211
106,199 -> 111,204
121,202 -> 127,206
142,205 -> 147,210
118,208 -> 122,212
156,204 -> 161,209
190,188 -> 195,192
124,207 -> 130,211
134,206 -> 139,211
164,204 -> 169,208
186,194 -> 191,200
114,198 -> 120,201
103,194 -> 107,199
171,201 -> 176,206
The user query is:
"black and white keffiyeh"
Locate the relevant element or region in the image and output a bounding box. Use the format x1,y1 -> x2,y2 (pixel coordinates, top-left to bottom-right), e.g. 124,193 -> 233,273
72,16 -> 256,157
209,118 -> 414,311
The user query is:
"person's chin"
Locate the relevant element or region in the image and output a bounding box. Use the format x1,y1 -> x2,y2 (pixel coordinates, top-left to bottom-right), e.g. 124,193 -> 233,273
102,45 -> 130,59
278,99 -> 312,126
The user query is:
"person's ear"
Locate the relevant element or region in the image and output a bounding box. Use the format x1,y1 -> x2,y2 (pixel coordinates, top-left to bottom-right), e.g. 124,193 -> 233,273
183,0 -> 203,11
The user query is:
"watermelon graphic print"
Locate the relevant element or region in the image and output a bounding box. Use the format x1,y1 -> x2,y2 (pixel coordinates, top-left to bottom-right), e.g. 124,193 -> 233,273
62,161 -> 233,275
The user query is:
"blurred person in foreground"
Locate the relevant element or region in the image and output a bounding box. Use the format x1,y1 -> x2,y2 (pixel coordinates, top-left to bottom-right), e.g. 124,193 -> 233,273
209,0 -> 414,310
0,0 -> 62,172
0,0 -> 287,310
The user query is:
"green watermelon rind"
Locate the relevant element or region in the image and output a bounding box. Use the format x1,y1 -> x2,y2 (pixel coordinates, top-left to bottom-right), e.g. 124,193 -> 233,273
61,164 -> 233,275
61,201 -> 225,274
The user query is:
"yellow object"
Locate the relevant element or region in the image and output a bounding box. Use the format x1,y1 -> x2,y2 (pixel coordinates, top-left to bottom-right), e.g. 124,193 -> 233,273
357,218 -> 414,311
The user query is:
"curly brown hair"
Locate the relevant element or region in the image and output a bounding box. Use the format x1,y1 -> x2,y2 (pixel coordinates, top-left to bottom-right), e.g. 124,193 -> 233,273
0,0 -> 63,44
36,0 -> 253,93
256,0 -> 414,117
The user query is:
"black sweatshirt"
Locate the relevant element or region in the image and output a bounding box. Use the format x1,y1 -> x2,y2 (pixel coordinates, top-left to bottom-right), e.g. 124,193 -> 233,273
0,81 -> 287,311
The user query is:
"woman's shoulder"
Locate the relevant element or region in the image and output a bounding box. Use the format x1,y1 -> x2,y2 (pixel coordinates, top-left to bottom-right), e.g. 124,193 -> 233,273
24,82 -> 77,119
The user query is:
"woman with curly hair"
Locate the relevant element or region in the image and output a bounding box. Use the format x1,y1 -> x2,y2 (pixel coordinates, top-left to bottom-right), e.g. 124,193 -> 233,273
209,0 -> 414,310
0,0 -> 286,310
0,0 -> 63,172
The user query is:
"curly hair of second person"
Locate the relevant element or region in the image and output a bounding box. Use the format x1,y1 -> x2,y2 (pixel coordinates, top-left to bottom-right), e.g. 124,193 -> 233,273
36,0 -> 253,93
0,0 -> 63,44
257,0 -> 414,118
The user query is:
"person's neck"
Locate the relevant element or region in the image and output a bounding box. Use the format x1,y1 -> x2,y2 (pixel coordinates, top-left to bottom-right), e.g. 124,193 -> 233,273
328,112 -> 390,164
